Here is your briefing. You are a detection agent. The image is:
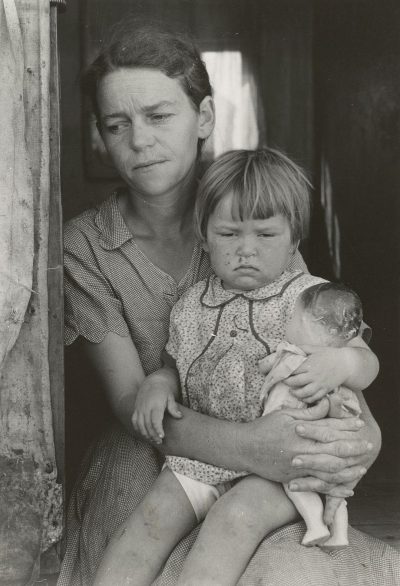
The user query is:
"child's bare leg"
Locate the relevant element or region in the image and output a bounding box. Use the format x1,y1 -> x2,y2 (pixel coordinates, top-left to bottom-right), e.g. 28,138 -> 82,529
283,484 -> 330,546
177,475 -> 298,586
94,467 -> 197,586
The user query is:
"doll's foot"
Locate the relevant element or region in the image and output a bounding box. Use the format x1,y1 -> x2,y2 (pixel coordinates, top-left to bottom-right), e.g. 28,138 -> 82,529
321,535 -> 349,551
302,526 -> 331,547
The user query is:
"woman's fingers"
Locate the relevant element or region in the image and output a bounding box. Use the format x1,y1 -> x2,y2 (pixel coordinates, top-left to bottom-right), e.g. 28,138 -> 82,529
295,417 -> 372,440
292,451 -> 368,474
288,473 -> 361,495
295,418 -> 366,441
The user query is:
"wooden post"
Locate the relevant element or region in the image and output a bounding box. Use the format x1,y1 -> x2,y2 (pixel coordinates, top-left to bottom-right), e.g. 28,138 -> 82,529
0,0 -> 62,583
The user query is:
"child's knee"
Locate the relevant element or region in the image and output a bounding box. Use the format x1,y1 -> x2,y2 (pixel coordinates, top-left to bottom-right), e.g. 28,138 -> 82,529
207,491 -> 265,537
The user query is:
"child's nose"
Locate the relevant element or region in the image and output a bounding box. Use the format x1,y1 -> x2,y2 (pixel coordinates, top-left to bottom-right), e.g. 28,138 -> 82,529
237,237 -> 257,257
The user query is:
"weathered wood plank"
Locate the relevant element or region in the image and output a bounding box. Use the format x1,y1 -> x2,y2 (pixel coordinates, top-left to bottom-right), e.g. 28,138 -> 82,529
0,0 -> 62,583
0,0 -> 34,367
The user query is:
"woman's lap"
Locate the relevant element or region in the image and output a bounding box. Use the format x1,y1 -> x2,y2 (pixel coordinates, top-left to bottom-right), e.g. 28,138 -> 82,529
57,424 -> 400,586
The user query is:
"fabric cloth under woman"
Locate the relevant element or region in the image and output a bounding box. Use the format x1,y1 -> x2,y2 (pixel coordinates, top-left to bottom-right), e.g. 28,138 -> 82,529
58,20 -> 398,586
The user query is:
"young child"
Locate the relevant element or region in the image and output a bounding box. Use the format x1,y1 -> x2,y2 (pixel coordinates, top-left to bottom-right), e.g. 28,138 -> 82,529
260,282 -> 364,550
94,149 -> 379,586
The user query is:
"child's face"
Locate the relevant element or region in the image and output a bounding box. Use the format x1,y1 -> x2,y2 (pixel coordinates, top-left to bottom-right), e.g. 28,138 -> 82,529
203,192 -> 296,291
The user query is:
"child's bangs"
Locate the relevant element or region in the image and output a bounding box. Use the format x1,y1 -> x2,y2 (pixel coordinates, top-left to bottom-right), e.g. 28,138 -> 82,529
228,162 -> 288,222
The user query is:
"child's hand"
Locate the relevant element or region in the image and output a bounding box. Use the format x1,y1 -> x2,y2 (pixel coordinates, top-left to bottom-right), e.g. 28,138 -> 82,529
284,346 -> 352,403
132,385 -> 182,444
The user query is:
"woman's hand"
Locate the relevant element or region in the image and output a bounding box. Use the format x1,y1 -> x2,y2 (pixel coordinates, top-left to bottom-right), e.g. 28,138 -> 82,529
286,394 -> 381,496
239,394 -> 380,490
132,374 -> 182,444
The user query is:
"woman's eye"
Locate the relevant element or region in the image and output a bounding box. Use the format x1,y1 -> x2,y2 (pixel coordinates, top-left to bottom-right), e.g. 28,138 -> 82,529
219,232 -> 234,237
105,122 -> 129,135
258,233 -> 273,238
150,113 -> 173,122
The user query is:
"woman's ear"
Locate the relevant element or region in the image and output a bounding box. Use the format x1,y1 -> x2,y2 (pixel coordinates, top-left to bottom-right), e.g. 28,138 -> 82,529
198,96 -> 215,139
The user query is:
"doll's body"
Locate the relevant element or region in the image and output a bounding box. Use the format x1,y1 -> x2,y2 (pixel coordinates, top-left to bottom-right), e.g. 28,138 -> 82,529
260,283 -> 364,549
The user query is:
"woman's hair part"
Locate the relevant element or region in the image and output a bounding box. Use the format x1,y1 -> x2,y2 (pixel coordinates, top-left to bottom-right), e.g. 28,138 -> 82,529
82,17 -> 212,122
194,148 -> 311,244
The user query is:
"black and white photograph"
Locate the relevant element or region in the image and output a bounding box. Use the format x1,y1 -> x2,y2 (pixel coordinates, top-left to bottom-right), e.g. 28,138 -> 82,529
1,1 -> 400,584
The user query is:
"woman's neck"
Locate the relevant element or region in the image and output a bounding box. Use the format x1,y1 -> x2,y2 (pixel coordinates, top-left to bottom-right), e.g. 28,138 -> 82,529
119,182 -> 196,239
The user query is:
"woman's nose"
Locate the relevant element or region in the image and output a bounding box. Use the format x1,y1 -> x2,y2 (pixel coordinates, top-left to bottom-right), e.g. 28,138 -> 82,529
129,119 -> 155,150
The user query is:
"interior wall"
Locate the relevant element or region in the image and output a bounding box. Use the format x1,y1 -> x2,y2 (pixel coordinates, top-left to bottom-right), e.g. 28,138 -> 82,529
313,0 -> 400,482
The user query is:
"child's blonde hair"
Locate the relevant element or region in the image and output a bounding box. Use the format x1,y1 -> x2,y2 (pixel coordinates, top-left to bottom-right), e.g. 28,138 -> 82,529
195,148 -> 311,244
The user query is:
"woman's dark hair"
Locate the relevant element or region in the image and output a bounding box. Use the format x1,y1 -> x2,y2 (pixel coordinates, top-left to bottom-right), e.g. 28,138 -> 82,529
81,18 -> 212,121
299,282 -> 363,343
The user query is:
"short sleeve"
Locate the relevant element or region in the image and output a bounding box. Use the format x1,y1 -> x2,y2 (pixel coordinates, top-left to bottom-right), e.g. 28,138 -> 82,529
64,223 -> 129,345
288,249 -> 308,273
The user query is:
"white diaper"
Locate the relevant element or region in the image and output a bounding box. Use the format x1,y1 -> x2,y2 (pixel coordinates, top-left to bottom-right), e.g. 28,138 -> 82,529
165,465 -> 230,522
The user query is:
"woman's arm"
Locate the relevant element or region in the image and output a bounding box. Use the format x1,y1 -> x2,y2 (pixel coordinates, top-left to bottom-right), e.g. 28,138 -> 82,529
82,332 -> 146,433
83,333 -> 380,491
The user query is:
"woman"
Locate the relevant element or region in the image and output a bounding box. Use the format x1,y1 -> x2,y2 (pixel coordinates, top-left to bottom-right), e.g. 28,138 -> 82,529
58,20 -> 396,586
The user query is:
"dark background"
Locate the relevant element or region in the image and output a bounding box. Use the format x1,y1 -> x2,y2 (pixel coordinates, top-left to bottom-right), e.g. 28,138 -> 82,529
58,0 -> 400,493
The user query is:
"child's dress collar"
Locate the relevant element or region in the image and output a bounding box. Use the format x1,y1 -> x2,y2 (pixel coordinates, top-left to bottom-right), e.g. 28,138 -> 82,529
200,270 -> 304,308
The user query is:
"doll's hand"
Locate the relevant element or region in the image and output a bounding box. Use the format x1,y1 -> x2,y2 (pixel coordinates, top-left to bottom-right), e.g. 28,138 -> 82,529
132,385 -> 182,444
284,346 -> 352,403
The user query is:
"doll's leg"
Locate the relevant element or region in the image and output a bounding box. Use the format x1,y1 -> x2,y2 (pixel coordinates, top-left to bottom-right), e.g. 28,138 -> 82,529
283,483 -> 330,546
94,466 -> 197,586
322,497 -> 349,550
177,475 -> 298,586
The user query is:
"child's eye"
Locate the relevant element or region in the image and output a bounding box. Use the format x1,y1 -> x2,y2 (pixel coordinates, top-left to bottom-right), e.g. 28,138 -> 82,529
219,232 -> 234,237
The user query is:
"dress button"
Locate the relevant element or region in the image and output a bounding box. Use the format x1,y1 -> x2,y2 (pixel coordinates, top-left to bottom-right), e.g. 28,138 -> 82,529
230,330 -> 237,337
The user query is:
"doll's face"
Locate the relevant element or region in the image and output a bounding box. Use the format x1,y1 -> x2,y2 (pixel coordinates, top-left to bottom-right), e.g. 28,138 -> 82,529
286,298 -> 335,347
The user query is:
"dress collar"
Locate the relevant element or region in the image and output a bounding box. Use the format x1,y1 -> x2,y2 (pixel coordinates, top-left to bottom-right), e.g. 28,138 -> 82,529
200,270 -> 304,308
95,191 -> 134,250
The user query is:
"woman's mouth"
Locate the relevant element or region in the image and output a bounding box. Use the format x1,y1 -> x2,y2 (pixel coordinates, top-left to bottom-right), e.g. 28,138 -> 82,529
134,160 -> 166,170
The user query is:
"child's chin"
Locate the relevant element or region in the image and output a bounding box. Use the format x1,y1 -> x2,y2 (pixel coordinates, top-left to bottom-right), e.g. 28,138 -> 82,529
227,276 -> 265,291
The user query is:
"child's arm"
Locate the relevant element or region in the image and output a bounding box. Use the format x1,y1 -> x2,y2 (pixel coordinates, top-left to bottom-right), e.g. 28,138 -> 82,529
132,358 -> 182,444
284,336 -> 379,403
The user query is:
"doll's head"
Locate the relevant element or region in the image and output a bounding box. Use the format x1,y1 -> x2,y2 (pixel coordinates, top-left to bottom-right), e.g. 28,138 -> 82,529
194,148 -> 311,291
286,282 -> 363,347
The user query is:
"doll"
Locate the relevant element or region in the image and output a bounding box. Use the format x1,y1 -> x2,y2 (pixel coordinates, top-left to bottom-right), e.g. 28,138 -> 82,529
260,281 -> 363,549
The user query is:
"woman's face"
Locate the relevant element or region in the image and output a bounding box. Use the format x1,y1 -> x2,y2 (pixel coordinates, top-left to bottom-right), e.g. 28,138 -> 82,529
97,68 -> 214,199
203,193 -> 297,291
